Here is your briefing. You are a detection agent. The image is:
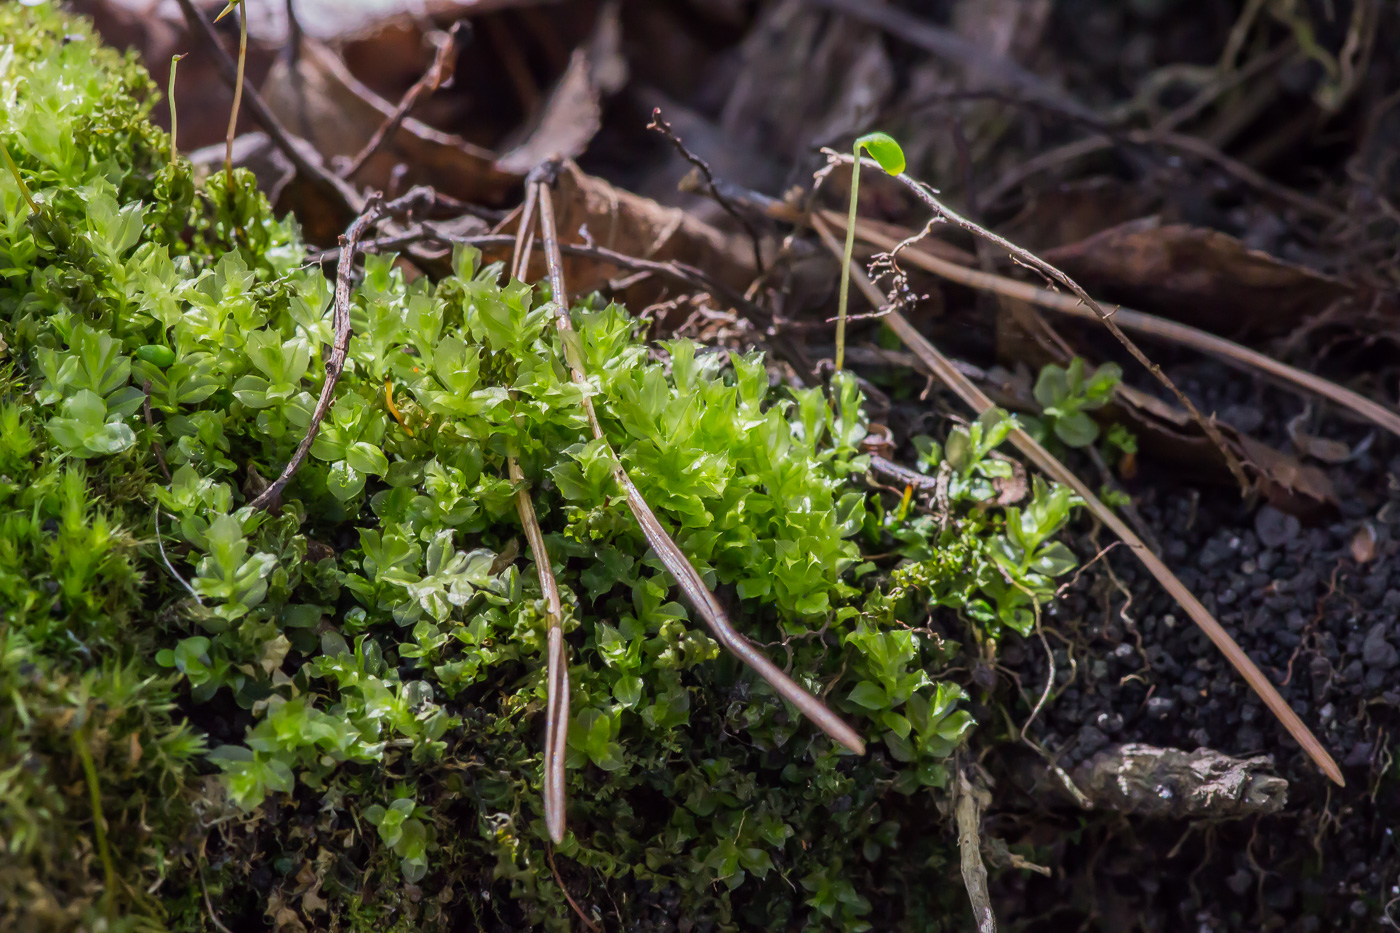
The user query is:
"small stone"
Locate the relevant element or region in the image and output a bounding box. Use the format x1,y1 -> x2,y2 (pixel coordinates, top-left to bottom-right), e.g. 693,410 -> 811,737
1076,725 -> 1108,755
1225,869 -> 1253,896
1255,506 -> 1301,548
1363,623 -> 1399,669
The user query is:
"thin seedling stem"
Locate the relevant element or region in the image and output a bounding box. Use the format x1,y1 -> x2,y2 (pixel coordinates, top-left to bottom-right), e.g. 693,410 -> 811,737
835,146 -> 861,372
217,1 -> 248,188
74,724 -> 120,919
169,53 -> 187,166
1,143 -> 38,214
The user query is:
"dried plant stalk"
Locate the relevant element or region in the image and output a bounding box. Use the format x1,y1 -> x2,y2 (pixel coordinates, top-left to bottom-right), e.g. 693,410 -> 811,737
536,179 -> 865,755
510,182 -> 570,844
836,212 -> 1400,441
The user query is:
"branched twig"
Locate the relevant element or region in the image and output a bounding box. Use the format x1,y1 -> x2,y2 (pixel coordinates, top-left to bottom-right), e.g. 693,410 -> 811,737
340,22 -> 469,180
648,108 -> 766,274
829,152 -> 1251,494
954,765 -> 998,933
250,187 -> 434,511
173,0 -> 362,214
535,170 -> 864,755
811,213 -> 1344,786
843,217 -> 1400,441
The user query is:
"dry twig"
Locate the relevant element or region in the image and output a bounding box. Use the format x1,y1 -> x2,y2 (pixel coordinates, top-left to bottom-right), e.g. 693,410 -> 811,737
842,217 -> 1400,440
250,188 -> 434,510
955,766 -> 998,933
340,22 -> 469,180
648,107 -> 766,275
829,153 -> 1251,493
509,182 -> 569,845
535,171 -> 865,755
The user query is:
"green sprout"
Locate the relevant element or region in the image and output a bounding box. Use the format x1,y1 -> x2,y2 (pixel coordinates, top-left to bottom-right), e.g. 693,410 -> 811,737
215,1 -> 247,188
1032,357 -> 1122,448
0,142 -> 38,214
168,52 -> 187,166
836,132 -> 905,372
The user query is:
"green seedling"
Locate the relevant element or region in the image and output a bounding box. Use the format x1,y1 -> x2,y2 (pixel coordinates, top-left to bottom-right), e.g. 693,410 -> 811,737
168,52 -> 187,166
836,132 -> 905,371
0,142 -> 38,214
1032,357 -> 1121,448
215,1 -> 247,187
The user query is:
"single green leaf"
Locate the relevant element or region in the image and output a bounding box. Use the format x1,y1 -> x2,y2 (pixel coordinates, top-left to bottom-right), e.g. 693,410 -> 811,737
847,680 -> 888,711
855,132 -> 905,175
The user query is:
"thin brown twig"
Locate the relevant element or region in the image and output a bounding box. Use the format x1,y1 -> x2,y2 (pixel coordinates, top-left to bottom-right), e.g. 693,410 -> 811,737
508,182 -> 569,845
648,107 -> 766,274
535,171 -> 864,755
198,862 -> 235,933
341,22 -> 468,180
811,213 -> 1343,787
546,846 -> 600,933
841,217 -> 1400,440
173,0 -> 362,214
832,152 -> 1251,494
250,187 -> 434,511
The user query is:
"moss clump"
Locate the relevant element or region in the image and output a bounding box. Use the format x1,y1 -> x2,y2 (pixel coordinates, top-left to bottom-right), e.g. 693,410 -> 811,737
0,6 -> 1081,931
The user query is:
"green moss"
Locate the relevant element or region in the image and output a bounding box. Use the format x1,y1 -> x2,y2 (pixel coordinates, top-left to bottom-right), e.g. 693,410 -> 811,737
0,6 -> 1082,931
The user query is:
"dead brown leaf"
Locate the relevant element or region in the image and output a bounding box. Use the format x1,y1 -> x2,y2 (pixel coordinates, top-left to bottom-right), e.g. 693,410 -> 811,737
1040,218 -> 1353,337
504,160 -> 755,305
1286,408 -> 1354,464
495,2 -> 625,174
999,178 -> 1160,252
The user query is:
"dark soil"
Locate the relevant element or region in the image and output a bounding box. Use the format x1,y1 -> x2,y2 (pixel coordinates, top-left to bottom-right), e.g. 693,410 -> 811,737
987,356 -> 1400,932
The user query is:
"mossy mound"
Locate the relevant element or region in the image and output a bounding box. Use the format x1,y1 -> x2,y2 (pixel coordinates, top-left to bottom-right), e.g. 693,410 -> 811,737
0,6 -> 1080,930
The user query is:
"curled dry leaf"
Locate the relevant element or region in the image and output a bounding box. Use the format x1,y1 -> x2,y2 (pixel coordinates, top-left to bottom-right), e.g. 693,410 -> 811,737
1040,218 -> 1353,337
1351,524 -> 1378,564
1111,383 -> 1337,514
1286,408 -> 1356,464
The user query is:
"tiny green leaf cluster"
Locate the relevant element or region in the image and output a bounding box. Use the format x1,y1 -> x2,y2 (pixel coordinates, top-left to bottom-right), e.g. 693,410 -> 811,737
0,8 -> 1082,931
1028,357 -> 1122,448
